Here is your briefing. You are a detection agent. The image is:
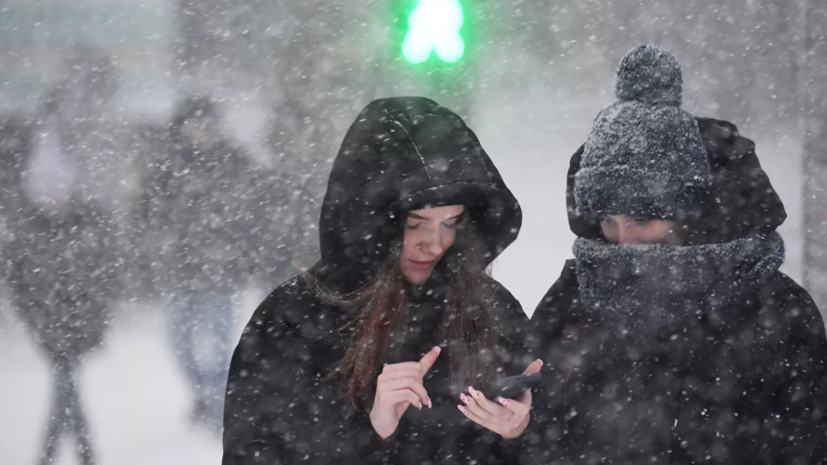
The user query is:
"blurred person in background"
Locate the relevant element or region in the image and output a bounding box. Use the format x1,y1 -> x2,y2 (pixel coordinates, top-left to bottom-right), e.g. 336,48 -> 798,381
2,44 -> 125,465
144,96 -> 265,432
522,45 -> 827,464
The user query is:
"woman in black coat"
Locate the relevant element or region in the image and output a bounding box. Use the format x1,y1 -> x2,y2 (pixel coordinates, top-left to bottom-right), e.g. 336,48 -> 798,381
222,97 -> 540,464
522,45 -> 827,465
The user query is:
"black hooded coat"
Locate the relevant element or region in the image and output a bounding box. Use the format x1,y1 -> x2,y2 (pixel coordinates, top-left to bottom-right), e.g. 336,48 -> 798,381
521,118 -> 827,465
222,97 -> 532,464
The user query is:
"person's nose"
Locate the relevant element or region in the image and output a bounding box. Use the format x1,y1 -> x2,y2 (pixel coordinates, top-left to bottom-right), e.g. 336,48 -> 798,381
419,227 -> 444,257
616,223 -> 640,246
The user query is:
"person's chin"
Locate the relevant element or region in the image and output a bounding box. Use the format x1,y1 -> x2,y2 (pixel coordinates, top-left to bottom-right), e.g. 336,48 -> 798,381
404,269 -> 432,285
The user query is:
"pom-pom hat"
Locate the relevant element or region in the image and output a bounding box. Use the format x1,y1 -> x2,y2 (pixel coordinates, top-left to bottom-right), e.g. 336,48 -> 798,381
574,45 -> 711,220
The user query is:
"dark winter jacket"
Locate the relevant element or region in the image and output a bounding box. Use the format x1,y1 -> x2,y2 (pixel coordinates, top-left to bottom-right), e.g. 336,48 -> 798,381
147,137 -> 267,295
8,199 -> 119,362
1,121 -> 120,362
522,118 -> 827,465
222,97 -> 532,465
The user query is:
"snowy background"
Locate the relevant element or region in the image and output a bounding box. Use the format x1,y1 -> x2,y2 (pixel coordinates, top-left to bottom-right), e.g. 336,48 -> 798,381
0,0 -> 820,463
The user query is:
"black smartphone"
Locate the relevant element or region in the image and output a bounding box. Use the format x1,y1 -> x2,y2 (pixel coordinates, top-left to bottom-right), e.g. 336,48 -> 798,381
484,372 -> 543,400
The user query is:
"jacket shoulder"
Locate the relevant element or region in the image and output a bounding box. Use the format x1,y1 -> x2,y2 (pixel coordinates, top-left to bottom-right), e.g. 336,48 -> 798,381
533,259 -> 579,321
769,272 -> 819,307
484,276 -> 524,317
518,260 -> 580,356
240,275 -> 348,345
758,272 -> 826,342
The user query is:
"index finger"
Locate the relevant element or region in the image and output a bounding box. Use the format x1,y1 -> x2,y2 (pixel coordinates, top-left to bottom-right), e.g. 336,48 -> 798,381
522,359 -> 543,375
418,346 -> 441,374
382,362 -> 423,374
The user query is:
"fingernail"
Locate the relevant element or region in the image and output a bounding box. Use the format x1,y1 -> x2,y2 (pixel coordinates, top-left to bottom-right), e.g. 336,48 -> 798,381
459,393 -> 472,405
426,397 -> 432,408
537,359 -> 544,367
432,346 -> 442,355
496,397 -> 511,407
468,387 -> 481,400
458,405 -> 468,415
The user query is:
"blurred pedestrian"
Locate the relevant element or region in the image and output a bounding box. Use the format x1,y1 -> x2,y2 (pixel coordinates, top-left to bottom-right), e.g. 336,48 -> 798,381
2,44 -> 125,465
147,96 -> 263,432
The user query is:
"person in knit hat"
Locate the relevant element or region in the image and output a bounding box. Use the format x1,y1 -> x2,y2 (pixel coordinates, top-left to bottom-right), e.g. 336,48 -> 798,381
520,45 -> 827,464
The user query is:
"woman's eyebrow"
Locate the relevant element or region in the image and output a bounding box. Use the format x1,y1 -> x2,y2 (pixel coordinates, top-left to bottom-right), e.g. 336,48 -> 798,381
407,212 -> 463,221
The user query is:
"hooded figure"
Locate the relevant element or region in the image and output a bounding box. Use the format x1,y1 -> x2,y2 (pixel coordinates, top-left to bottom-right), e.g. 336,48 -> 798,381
522,45 -> 827,465
222,97 -> 537,464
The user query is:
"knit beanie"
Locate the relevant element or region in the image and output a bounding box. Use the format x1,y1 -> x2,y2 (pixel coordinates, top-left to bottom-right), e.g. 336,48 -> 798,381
574,45 -> 711,220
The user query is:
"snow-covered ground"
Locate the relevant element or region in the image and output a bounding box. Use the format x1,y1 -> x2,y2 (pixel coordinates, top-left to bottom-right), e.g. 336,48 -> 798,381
0,288 -> 266,465
0,305 -> 222,465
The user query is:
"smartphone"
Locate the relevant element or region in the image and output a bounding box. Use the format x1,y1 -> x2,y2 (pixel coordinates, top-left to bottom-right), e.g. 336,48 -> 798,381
484,372 -> 543,400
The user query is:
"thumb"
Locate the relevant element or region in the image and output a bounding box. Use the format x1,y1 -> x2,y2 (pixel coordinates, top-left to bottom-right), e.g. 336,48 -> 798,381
419,346 -> 442,375
523,358 -> 543,375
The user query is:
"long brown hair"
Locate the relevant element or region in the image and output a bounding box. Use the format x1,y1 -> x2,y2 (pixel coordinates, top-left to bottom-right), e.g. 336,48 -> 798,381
301,215 -> 498,408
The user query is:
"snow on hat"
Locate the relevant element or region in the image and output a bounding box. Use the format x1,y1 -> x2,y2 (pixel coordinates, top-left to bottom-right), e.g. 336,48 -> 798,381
574,44 -> 711,220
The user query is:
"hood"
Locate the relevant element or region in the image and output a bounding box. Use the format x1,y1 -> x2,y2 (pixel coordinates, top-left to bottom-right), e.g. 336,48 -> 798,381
566,117 -> 786,243
314,97 -> 522,291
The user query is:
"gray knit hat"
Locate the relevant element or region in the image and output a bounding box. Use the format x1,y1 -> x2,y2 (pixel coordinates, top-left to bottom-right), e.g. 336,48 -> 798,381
574,45 -> 711,220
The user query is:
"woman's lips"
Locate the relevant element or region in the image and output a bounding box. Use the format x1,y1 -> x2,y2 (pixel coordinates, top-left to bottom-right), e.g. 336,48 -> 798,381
409,260 -> 436,270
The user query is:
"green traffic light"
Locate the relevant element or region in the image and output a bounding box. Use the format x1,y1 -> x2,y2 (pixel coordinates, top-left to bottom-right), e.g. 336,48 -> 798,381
402,0 -> 465,64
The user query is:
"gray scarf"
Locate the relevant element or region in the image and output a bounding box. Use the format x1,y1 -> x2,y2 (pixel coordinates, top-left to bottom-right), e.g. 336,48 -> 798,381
573,232 -> 785,331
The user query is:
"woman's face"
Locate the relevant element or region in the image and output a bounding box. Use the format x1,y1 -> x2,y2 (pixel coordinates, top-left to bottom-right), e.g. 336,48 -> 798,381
401,205 -> 465,285
600,215 -> 679,245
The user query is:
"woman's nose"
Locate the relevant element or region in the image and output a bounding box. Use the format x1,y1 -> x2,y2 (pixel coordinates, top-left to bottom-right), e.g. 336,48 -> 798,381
419,230 -> 444,256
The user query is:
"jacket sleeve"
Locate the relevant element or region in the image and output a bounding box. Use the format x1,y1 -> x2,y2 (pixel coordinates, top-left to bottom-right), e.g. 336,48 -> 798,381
737,275 -> 827,464
221,285 -> 391,465
519,260 -> 580,465
483,277 -> 539,459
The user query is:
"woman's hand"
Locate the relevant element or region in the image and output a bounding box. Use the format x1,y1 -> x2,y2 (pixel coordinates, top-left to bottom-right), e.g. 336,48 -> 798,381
457,359 -> 543,439
369,346 -> 441,439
